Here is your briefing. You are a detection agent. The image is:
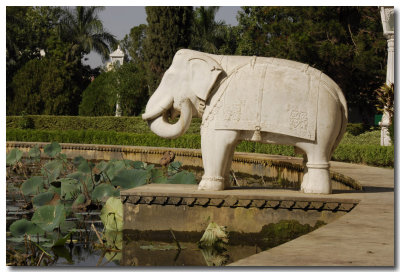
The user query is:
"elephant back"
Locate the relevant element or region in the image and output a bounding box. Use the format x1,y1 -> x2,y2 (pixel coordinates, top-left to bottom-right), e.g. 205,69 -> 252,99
213,57 -> 328,141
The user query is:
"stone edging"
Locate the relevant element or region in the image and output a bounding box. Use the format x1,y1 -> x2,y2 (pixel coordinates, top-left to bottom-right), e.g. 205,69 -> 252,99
6,141 -> 362,190
121,194 -> 358,212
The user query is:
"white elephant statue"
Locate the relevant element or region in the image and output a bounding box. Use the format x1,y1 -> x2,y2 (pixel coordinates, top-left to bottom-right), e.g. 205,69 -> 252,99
142,49 -> 348,194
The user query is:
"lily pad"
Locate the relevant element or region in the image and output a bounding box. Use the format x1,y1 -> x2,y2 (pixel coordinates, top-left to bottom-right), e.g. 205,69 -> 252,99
60,178 -> 80,200
92,183 -> 119,203
32,192 -> 56,207
167,171 -> 197,184
100,197 -> 123,231
28,145 -> 41,161
150,169 -> 168,184
21,176 -> 45,196
6,148 -> 23,166
168,161 -> 182,175
44,142 -> 61,157
42,160 -> 63,183
111,169 -> 149,189
31,204 -> 66,232
9,219 -> 44,237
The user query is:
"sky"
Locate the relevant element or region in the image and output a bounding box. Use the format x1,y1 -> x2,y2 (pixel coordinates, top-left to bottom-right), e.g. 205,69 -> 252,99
82,6 -> 241,68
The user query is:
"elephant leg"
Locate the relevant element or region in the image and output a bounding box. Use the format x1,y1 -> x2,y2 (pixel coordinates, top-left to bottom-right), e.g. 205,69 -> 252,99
298,144 -> 331,194
199,129 -> 239,191
295,147 -> 308,191
222,142 -> 237,189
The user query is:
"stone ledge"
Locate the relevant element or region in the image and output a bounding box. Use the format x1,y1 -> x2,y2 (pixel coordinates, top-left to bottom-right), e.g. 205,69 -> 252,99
120,184 -> 358,212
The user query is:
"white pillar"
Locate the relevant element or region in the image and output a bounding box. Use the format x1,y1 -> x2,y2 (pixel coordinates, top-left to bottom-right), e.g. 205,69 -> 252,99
379,7 -> 394,146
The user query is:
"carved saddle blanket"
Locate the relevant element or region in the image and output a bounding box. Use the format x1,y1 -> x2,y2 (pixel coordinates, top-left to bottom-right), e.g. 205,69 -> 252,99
214,58 -> 322,141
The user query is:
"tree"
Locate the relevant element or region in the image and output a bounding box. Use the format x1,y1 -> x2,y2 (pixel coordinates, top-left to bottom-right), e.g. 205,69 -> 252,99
121,24 -> 147,64
236,7 -> 386,124
58,6 -> 117,61
6,6 -> 63,113
10,57 -> 89,115
79,62 -> 148,116
144,6 -> 193,95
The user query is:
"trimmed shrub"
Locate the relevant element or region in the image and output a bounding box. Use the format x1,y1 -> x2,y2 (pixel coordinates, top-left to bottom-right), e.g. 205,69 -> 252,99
6,115 -> 202,134
346,123 -> 368,136
7,128 -> 393,167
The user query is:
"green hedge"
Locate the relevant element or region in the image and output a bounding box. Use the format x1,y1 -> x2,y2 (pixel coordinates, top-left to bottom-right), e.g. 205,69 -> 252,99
6,128 -> 394,167
6,115 -> 202,134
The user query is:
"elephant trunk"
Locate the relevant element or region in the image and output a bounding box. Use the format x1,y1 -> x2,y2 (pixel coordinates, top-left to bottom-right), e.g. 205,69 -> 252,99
148,99 -> 192,139
142,93 -> 173,121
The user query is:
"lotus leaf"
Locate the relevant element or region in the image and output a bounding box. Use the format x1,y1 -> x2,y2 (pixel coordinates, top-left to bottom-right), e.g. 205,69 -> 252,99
60,221 -> 77,234
31,204 -> 66,232
72,194 -> 86,207
48,185 -> 61,196
95,160 -> 109,172
100,197 -> 123,231
32,192 -> 55,207
92,183 -> 119,202
167,171 -> 197,184
104,231 -> 123,262
52,233 -> 71,247
9,219 -> 44,237
6,148 -> 23,165
111,169 -> 149,189
28,145 -> 41,161
150,169 -> 167,184
67,171 -> 94,193
60,178 -> 80,200
21,176 -> 45,196
104,160 -> 126,181
44,142 -> 61,157
131,161 -> 145,169
52,245 -> 73,263
72,156 -> 86,167
77,159 -> 94,174
168,161 -> 182,175
42,160 -> 63,183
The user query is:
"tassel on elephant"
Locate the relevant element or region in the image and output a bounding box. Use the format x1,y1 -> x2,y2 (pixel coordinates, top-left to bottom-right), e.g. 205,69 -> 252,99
142,49 -> 348,194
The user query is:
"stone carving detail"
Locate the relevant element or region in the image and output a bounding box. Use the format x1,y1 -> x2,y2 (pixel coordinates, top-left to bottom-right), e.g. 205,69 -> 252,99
289,109 -> 308,131
125,194 -> 358,212
142,49 -> 348,194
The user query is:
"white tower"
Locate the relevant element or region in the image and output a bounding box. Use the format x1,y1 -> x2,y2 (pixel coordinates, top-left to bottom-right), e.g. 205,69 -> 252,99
109,45 -> 125,117
379,6 -> 394,146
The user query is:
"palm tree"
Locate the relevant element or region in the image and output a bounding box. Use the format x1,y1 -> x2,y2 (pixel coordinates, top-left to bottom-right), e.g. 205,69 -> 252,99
58,6 -> 117,61
191,6 -> 226,53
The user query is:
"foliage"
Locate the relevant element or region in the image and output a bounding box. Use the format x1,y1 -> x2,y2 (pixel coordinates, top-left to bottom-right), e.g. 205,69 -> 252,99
100,197 -> 123,231
191,7 -> 225,54
9,57 -> 89,115
236,7 -> 386,124
79,61 -> 148,116
78,71 -> 116,116
6,142 -> 199,262
375,83 -> 394,119
346,123 -> 369,136
121,24 -> 147,64
144,7 -> 194,95
58,6 -> 117,60
6,7 -> 63,112
7,115 -> 202,134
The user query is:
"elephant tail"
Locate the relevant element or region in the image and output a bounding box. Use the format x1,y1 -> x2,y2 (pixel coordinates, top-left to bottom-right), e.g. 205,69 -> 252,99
330,85 -> 348,158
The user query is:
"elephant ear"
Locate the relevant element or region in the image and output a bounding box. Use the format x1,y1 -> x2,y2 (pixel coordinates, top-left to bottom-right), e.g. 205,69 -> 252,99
189,57 -> 224,101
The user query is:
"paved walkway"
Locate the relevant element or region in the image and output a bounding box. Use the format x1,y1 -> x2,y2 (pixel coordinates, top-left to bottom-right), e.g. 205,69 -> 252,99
230,161 -> 395,266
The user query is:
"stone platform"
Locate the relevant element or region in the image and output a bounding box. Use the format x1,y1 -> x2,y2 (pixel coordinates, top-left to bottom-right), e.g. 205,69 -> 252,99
121,184 -> 358,233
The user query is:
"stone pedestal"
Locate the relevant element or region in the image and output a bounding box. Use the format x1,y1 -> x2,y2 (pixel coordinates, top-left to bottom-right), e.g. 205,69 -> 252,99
121,184 -> 358,233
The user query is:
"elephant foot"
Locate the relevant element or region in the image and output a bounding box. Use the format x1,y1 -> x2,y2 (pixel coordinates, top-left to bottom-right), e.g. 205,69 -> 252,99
198,176 -> 225,191
301,163 -> 331,194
